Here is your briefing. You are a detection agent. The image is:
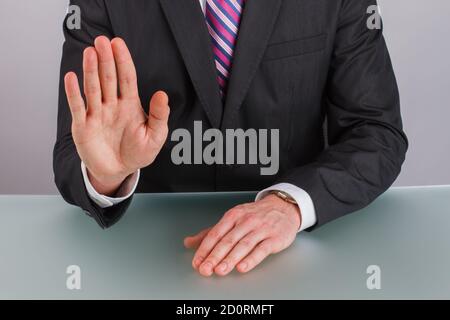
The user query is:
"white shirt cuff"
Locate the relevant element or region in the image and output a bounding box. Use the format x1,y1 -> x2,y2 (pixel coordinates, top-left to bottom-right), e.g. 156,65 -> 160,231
255,183 -> 317,232
81,162 -> 140,209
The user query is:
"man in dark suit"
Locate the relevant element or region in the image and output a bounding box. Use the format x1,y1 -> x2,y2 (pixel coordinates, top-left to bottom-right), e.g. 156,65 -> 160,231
54,0 -> 408,277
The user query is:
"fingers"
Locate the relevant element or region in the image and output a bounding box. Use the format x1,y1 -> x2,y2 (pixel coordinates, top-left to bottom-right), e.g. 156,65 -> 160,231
64,72 -> 86,126
236,239 -> 276,273
192,209 -> 243,271
83,47 -> 102,116
94,36 -> 117,103
184,227 -> 212,250
147,91 -> 170,141
214,231 -> 268,276
198,218 -> 257,277
187,200 -> 299,277
111,37 -> 138,99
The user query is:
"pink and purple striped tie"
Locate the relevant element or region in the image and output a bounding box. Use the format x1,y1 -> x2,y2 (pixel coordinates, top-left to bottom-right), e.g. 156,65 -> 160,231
205,0 -> 245,98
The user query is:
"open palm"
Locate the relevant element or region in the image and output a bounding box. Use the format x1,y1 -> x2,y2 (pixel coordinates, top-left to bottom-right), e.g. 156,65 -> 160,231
64,36 -> 170,193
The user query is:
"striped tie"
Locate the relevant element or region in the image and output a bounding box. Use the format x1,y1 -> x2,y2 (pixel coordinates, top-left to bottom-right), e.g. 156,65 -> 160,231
205,0 -> 245,98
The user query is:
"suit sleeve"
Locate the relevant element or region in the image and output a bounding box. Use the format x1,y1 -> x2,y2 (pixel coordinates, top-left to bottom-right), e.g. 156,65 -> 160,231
53,0 -> 132,228
278,0 -> 408,230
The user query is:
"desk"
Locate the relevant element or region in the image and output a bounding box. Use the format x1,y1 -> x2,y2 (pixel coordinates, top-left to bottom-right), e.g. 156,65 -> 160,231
0,186 -> 449,299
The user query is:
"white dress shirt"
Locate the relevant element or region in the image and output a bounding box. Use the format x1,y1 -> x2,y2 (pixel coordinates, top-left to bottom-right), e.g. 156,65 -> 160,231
81,0 -> 317,232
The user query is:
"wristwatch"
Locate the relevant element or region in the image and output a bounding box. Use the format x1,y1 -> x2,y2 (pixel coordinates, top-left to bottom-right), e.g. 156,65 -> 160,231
269,190 -> 297,205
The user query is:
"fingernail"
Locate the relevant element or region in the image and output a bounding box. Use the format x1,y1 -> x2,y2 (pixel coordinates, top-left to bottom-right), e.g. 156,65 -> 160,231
217,262 -> 227,273
194,258 -> 203,268
203,262 -> 212,270
200,262 -> 213,276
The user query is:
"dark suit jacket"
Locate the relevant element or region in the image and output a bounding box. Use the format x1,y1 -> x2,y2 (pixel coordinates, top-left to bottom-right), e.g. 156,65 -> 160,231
54,0 -> 408,229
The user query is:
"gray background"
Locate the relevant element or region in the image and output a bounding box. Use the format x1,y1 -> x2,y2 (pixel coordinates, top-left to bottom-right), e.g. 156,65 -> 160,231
0,0 -> 449,194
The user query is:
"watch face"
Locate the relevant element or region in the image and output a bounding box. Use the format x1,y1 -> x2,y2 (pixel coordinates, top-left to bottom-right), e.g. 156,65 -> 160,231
275,191 -> 297,204
279,192 -> 288,200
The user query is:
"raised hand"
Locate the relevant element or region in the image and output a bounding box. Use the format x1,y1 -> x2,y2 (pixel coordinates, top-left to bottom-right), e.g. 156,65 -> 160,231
64,36 -> 170,195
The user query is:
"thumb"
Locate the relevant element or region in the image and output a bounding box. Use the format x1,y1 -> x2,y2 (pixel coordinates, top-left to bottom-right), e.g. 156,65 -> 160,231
184,227 -> 212,250
147,91 -> 170,138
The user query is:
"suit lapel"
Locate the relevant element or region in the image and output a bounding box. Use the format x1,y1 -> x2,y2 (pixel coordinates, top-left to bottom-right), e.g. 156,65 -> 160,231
222,0 -> 283,129
159,0 -> 223,128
